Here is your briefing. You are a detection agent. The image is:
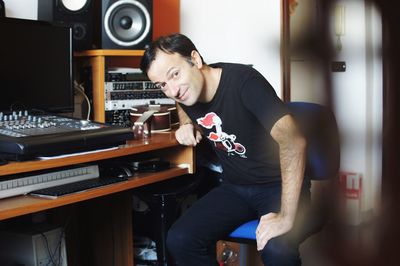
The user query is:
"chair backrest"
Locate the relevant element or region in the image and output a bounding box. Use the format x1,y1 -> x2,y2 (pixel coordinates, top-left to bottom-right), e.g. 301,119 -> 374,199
286,102 -> 340,180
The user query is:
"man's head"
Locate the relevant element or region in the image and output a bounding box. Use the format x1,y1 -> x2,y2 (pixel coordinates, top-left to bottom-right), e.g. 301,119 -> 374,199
140,33 -> 205,74
140,34 -> 207,106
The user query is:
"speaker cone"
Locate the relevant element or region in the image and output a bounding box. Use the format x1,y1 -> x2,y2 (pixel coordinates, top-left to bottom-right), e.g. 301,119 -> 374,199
59,0 -> 90,13
104,0 -> 151,47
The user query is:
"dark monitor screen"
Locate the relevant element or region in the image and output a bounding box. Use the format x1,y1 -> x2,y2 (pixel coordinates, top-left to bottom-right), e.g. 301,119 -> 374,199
0,17 -> 73,113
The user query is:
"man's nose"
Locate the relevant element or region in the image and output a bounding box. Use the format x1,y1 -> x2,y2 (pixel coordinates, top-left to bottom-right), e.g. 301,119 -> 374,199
167,83 -> 179,98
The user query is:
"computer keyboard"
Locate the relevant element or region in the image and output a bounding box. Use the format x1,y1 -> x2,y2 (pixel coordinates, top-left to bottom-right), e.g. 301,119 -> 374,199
29,176 -> 128,199
0,165 -> 100,199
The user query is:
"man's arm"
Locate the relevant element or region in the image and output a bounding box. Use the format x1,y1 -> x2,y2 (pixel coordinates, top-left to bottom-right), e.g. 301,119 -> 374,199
176,103 -> 193,125
175,104 -> 202,146
256,114 -> 306,250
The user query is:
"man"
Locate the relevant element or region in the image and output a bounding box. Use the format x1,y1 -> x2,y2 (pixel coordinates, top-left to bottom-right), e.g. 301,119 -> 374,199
140,33 -> 307,266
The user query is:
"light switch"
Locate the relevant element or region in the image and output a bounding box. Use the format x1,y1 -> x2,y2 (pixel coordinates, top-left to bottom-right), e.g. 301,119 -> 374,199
332,61 -> 346,72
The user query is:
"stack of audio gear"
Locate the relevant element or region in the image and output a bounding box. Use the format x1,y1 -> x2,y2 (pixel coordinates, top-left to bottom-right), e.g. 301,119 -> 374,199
104,68 -> 175,127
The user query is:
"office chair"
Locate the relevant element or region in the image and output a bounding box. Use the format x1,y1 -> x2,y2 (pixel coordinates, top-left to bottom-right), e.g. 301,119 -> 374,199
223,101 -> 340,258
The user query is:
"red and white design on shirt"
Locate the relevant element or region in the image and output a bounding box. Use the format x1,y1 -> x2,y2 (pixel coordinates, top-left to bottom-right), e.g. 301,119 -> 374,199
197,112 -> 246,157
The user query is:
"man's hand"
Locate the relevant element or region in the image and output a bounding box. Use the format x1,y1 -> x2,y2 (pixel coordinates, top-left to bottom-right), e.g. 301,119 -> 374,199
175,123 -> 202,146
255,212 -> 294,251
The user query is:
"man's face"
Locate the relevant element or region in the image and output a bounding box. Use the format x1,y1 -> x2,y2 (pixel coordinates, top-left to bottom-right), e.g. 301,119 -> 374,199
147,50 -> 204,106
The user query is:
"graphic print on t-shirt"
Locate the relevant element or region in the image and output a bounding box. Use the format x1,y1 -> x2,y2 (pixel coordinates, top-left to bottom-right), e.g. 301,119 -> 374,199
197,112 -> 247,157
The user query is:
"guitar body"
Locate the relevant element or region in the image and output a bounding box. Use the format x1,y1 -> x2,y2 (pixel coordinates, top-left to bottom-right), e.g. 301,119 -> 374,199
130,105 -> 178,132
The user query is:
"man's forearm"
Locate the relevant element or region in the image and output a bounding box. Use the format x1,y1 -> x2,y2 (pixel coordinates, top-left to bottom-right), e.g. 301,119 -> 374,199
271,114 -> 306,223
279,135 -> 306,222
176,103 -> 192,125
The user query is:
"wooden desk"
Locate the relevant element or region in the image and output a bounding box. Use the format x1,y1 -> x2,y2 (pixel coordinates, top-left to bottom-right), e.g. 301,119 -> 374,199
0,132 -> 194,266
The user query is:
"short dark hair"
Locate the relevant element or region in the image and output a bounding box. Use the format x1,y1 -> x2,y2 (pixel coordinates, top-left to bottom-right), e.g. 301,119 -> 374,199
140,33 -> 205,74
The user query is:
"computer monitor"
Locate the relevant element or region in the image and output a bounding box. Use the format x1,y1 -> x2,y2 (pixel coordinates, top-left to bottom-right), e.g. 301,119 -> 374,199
0,17 -> 74,113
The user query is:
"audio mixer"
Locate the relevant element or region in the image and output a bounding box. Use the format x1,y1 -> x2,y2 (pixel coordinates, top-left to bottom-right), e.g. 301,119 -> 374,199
0,111 -> 134,160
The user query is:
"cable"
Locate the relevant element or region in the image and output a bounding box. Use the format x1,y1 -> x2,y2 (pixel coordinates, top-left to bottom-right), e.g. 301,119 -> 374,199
74,80 -> 91,121
38,231 -> 58,266
33,211 -> 71,266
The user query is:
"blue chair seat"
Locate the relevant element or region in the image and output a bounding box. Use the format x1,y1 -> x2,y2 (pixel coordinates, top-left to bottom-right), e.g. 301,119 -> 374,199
229,220 -> 258,240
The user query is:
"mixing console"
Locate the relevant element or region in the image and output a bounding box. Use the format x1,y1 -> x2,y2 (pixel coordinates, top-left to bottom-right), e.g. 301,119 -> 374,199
0,111 -> 134,160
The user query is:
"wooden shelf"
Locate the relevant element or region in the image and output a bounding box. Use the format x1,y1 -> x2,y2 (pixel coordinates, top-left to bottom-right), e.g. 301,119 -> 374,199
0,167 -> 189,221
0,132 -> 185,176
74,49 -> 145,57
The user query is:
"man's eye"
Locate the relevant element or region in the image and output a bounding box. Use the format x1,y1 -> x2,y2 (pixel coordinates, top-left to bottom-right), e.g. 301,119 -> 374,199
155,82 -> 166,89
173,71 -> 179,78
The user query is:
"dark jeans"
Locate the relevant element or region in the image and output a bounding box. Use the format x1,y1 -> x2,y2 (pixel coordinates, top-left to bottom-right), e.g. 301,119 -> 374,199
166,179 -> 311,266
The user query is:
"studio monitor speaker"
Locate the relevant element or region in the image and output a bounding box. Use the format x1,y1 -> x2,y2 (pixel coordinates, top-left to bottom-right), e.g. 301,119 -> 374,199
38,0 -> 93,51
94,0 -> 152,49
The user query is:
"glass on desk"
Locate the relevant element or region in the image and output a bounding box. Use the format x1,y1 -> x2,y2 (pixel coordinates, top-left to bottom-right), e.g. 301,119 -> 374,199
131,109 -> 157,139
132,121 -> 152,139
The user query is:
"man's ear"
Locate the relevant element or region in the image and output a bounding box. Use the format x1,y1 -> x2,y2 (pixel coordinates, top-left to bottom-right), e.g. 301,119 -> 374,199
191,50 -> 203,69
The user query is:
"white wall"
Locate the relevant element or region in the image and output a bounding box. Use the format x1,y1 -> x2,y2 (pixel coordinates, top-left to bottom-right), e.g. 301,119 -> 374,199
290,0 -> 382,216
3,0 -> 37,19
332,0 -> 382,214
180,0 -> 282,96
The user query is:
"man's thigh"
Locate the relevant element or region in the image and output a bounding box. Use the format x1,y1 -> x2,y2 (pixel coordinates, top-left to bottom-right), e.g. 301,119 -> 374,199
171,183 -> 257,241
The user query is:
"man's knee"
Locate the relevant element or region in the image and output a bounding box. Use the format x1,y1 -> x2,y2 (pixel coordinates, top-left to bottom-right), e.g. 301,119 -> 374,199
260,237 -> 301,266
166,223 -> 187,254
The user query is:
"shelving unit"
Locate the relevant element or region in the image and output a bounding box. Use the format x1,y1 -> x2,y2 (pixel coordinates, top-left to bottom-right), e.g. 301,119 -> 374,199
73,0 -> 180,123
75,49 -> 145,122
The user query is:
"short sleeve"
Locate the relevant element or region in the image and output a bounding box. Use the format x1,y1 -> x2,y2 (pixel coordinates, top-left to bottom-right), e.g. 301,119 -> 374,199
240,71 -> 290,132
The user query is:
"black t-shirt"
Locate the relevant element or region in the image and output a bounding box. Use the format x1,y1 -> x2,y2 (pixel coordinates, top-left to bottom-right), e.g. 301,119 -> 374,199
181,63 -> 289,184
